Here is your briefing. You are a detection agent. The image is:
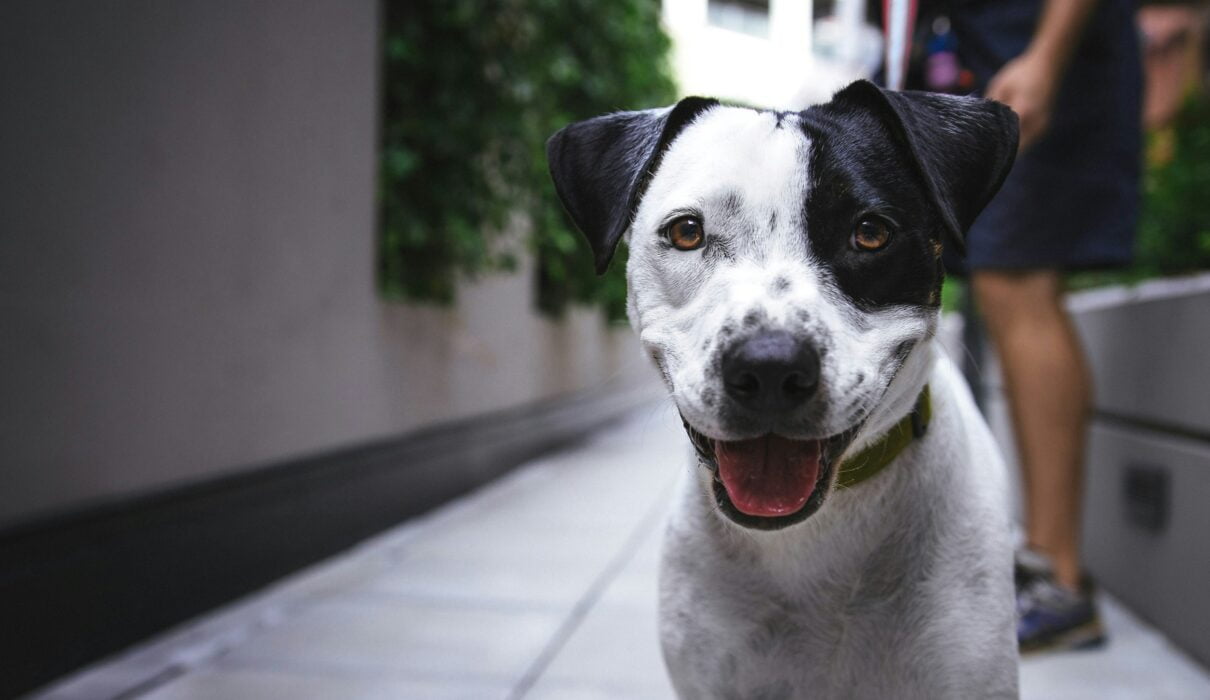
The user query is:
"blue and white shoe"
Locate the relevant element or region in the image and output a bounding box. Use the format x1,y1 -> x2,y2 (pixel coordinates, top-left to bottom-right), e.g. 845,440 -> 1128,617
1017,573 -> 1107,654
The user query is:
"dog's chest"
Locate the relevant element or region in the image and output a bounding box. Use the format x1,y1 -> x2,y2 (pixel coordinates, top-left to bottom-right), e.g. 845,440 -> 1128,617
664,578 -> 938,698
660,531 -> 940,696
657,467 -> 985,697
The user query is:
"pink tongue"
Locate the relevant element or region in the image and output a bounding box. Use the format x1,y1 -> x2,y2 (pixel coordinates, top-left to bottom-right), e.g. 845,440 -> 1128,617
715,435 -> 821,517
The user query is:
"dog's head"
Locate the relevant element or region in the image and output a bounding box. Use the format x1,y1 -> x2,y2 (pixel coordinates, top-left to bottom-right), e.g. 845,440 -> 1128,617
547,81 -> 1017,530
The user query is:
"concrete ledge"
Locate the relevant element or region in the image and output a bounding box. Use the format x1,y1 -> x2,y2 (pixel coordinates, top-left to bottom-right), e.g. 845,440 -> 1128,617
0,379 -> 662,698
1083,422 -> 1210,669
1073,272 -> 1210,437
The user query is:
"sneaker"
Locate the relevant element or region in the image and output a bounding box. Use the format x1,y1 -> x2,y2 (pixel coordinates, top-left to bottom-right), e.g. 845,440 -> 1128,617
1013,547 -> 1053,593
1017,574 -> 1107,654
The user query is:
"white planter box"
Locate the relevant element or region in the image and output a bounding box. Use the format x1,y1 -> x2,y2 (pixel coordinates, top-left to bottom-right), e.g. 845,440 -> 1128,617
979,272 -> 1210,667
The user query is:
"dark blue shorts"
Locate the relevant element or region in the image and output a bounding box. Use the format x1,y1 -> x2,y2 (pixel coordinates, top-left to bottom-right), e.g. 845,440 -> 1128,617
947,0 -> 1143,273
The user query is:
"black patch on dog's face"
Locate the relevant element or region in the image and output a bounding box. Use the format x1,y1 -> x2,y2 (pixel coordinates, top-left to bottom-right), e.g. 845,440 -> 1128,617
800,108 -> 945,311
546,96 -> 720,273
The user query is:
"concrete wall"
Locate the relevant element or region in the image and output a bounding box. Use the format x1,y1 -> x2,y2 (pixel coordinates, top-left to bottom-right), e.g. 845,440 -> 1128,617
0,0 -> 655,527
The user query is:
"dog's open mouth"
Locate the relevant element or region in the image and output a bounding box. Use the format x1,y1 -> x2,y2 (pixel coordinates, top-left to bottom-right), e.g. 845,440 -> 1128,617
683,421 -> 856,530
715,435 -> 821,517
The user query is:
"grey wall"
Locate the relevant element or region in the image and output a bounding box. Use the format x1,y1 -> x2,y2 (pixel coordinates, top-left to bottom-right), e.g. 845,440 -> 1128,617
0,0 -> 655,527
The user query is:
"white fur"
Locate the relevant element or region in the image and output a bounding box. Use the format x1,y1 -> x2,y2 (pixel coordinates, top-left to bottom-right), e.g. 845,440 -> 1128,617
624,107 -> 1018,698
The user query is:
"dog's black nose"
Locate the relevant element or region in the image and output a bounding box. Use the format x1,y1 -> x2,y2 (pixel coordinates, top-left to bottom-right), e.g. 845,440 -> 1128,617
722,331 -> 820,413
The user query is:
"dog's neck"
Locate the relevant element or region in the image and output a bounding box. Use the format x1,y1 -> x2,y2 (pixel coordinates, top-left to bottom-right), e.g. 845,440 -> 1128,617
835,385 -> 930,489
843,335 -> 937,455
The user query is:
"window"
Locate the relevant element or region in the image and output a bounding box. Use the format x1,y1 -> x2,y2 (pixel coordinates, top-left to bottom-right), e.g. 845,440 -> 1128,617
707,0 -> 771,38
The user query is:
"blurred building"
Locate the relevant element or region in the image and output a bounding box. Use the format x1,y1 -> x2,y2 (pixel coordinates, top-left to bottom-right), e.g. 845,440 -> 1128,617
663,0 -> 882,108
664,0 -> 813,106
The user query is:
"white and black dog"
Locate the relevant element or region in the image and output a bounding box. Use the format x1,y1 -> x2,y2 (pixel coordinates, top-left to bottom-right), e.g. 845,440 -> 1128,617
547,80 -> 1020,698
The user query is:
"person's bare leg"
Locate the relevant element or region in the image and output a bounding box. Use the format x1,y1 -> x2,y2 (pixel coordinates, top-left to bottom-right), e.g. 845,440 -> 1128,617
972,269 -> 1090,591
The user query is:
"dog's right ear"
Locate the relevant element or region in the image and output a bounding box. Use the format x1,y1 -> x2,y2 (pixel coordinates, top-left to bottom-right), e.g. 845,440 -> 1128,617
824,80 -> 1019,255
546,97 -> 719,274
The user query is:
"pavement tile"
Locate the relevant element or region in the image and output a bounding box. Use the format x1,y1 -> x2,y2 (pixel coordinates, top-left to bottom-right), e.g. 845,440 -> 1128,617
529,528 -> 675,698
34,658 -> 179,700
395,515 -> 637,569
138,668 -> 508,700
218,596 -> 561,684
356,552 -> 601,612
526,598 -> 674,698
523,680 -> 674,700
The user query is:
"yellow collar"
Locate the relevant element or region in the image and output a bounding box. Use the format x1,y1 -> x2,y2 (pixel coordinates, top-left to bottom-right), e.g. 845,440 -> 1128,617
835,386 -> 931,489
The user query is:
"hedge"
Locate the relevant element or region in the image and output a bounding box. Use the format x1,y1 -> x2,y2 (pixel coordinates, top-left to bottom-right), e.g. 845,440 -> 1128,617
380,0 -> 676,319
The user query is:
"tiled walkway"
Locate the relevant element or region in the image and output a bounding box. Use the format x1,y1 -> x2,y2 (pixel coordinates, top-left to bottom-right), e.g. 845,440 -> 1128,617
37,405 -> 1210,699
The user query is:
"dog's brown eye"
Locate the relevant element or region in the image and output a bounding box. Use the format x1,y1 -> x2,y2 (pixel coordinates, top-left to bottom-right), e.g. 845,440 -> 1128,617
667,216 -> 705,251
852,219 -> 893,252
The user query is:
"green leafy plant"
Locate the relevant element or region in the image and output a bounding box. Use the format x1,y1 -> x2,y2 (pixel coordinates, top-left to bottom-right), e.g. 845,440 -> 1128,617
1136,94 -> 1210,275
380,0 -> 676,318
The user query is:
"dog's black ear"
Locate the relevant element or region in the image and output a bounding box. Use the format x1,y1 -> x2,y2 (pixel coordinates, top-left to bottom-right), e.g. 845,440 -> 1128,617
546,97 -> 719,273
828,80 -> 1019,253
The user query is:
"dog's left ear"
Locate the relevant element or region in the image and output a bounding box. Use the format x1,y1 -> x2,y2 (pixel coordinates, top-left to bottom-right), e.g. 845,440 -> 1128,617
546,97 -> 719,274
827,80 -> 1019,253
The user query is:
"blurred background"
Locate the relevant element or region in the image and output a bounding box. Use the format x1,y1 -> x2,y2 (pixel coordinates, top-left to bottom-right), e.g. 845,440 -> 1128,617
2,0 -> 1209,697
